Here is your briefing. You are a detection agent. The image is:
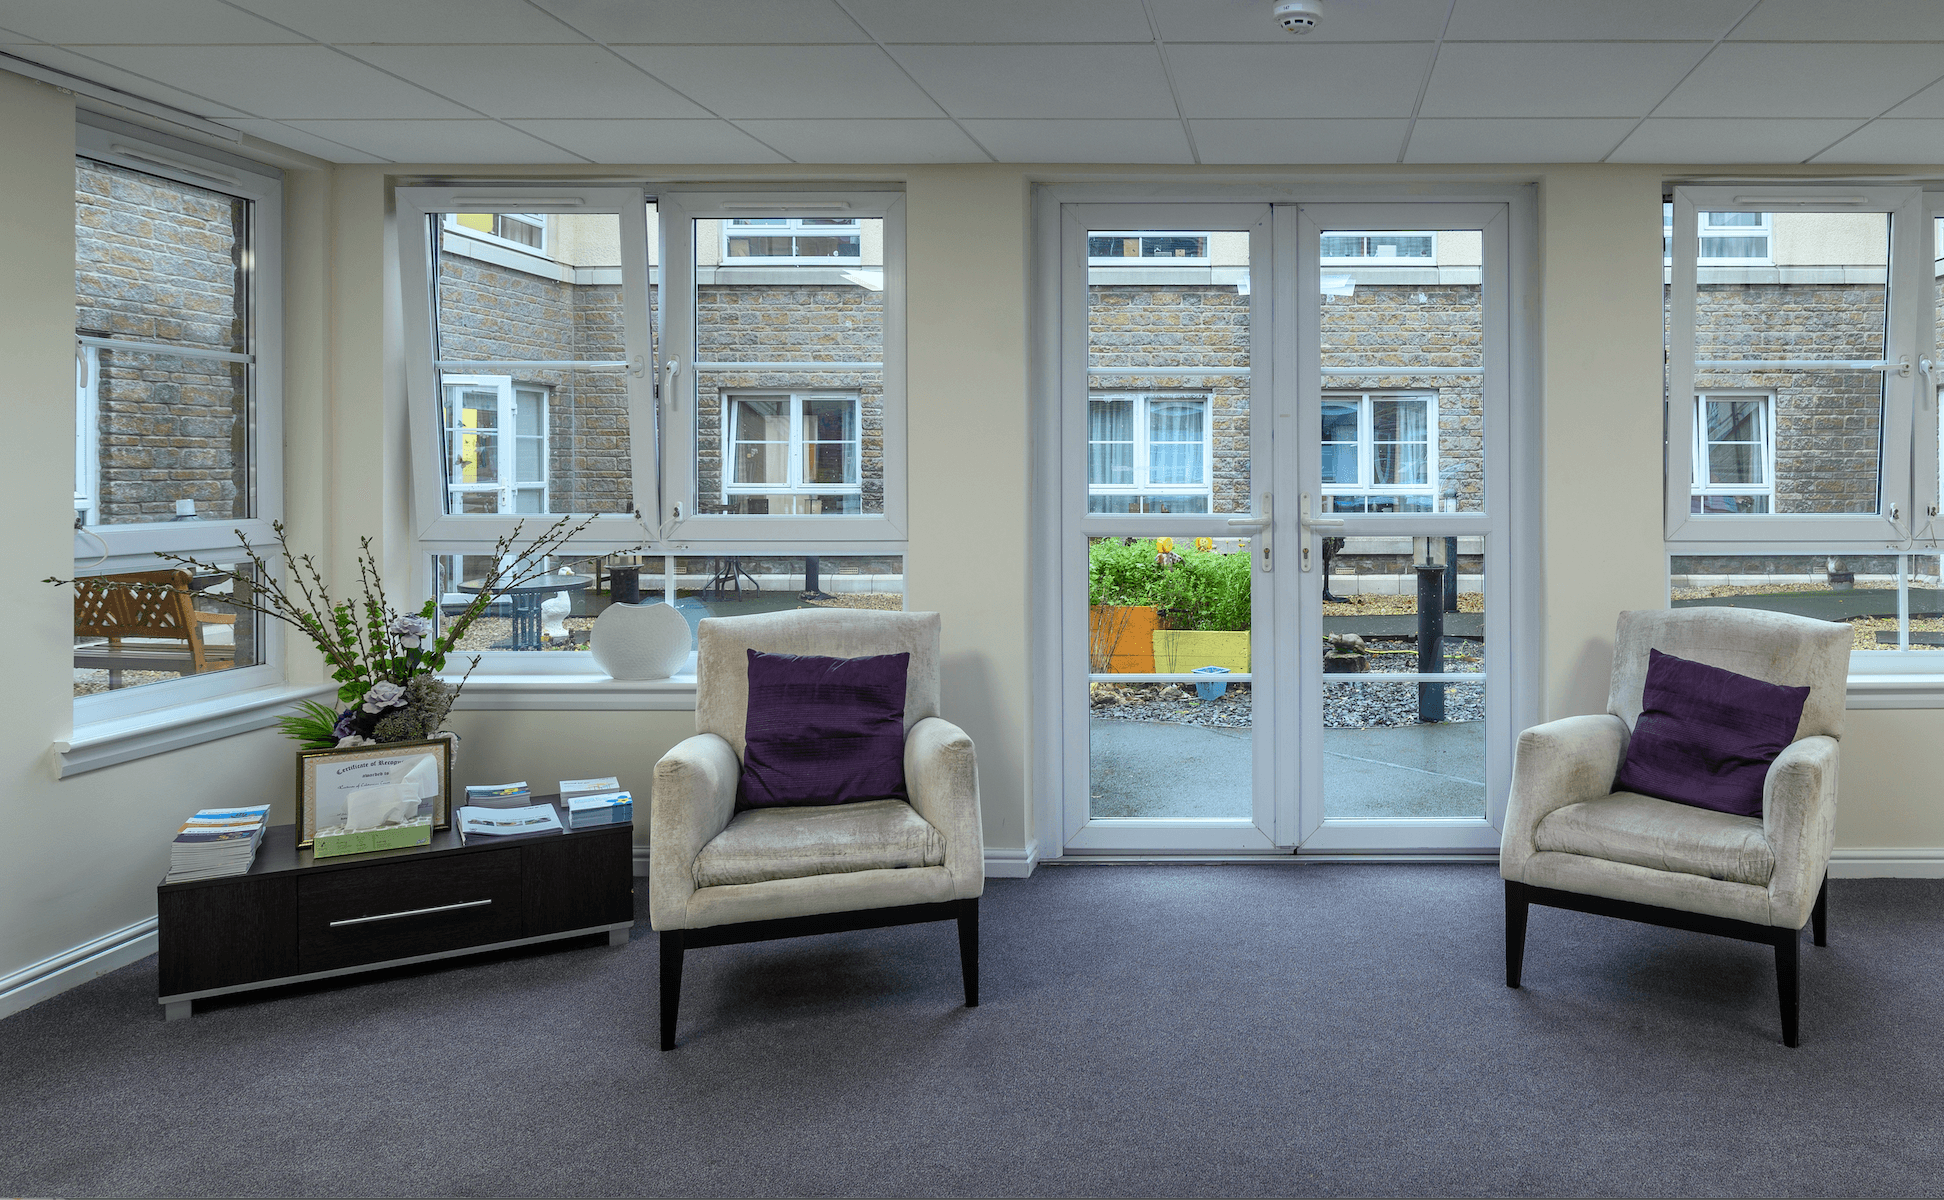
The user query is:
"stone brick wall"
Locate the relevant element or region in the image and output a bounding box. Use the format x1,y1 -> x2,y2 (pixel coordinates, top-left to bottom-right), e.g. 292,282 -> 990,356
693,283 -> 885,516
76,159 -> 247,524
436,255 -> 631,514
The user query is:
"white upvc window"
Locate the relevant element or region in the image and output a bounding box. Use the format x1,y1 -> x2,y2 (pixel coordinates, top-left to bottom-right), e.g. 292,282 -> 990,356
722,392 -> 863,515
1086,393 -> 1212,515
1663,204 -> 1773,265
70,122 -> 286,722
1086,231 -> 1211,265
722,215 -> 862,264
1691,393 -> 1774,515
1319,230 -> 1436,263
443,212 -> 547,256
1318,392 -> 1437,514
441,376 -> 550,515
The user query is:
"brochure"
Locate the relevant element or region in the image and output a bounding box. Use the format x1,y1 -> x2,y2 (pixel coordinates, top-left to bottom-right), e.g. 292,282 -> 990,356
458,803 -> 563,838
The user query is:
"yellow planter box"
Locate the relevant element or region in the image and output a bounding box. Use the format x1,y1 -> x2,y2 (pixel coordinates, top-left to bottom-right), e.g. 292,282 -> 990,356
1151,630 -> 1251,674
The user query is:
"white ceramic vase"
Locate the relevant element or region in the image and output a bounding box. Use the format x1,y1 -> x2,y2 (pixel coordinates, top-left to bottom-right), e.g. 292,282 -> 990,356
589,601 -> 691,680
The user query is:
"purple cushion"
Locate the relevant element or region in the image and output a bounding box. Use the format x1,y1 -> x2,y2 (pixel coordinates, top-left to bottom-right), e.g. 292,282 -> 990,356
1612,648 -> 1810,818
738,649 -> 910,809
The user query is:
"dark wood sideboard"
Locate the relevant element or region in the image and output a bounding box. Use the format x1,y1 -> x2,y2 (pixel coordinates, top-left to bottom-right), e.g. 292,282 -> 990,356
156,801 -> 634,1019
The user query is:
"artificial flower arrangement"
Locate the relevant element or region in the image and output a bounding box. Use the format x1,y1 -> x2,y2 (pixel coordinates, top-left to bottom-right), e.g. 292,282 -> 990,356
52,516 -> 599,749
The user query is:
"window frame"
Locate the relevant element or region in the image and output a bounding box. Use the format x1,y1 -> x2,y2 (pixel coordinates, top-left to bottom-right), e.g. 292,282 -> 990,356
1690,391 -> 1776,514
1085,230 -> 1213,266
70,122 -> 288,722
1665,184 -> 1926,548
659,189 -> 907,550
1085,391 -> 1215,512
441,212 -> 549,258
720,214 -> 864,265
1318,229 -> 1438,265
721,391 -> 865,509
1318,390 -> 1440,511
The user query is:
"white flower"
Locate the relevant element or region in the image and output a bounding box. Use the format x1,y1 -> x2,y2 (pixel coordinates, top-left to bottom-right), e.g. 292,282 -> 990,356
362,680 -> 408,713
387,614 -> 434,648
335,735 -> 373,748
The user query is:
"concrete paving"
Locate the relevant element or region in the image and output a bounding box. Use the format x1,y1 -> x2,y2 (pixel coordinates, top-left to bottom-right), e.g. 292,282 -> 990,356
1088,717 -> 1485,821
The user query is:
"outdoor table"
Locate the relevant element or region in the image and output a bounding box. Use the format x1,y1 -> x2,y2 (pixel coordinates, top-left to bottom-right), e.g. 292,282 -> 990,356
457,574 -> 592,650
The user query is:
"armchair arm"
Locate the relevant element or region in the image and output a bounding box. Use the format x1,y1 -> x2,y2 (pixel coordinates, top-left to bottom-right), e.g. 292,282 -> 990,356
904,716 -> 983,899
649,733 -> 741,930
1762,735 -> 1839,929
1501,713 -> 1630,880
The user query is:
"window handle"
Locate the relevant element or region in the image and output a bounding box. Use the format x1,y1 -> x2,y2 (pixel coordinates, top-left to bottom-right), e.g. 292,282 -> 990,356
662,358 -> 680,409
1227,493 -> 1272,572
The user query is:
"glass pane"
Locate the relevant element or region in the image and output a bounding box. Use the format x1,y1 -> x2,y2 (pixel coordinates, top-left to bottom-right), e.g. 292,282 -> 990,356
1691,210 -> 1889,516
1320,227 -> 1482,514
76,159 -> 251,527
693,215 -> 884,517
1322,537 -> 1485,820
433,210 -> 633,515
1087,227 -> 1249,517
73,561 -> 263,695
1668,553 -> 1928,651
436,552 -> 673,654
1708,443 -> 1762,485
1087,534 -> 1253,820
658,554 -> 905,654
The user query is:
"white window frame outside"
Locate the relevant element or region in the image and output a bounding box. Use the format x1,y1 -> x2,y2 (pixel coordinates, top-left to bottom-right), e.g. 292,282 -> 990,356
720,215 -> 863,265
721,392 -> 864,510
441,212 -> 548,258
1318,391 -> 1439,512
1085,230 -> 1212,266
71,121 -> 287,724
75,345 -> 98,524
1318,230 -> 1437,264
1663,205 -> 1774,265
1085,392 -> 1214,511
660,189 -> 907,550
1691,392 -> 1775,515
440,375 -> 551,515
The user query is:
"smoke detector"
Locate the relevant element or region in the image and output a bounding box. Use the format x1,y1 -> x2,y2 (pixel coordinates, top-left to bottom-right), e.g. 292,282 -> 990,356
1273,0 -> 1322,33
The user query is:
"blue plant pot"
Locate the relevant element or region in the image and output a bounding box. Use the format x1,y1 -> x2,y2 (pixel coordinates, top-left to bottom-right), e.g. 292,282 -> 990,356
1192,664 -> 1230,701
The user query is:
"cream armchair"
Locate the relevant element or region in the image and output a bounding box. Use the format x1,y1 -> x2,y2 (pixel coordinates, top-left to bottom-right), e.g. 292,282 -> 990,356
1503,606 -> 1851,1046
650,609 -> 984,1050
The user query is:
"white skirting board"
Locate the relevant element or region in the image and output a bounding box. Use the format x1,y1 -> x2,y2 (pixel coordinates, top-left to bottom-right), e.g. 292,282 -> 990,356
0,917 -> 157,1021
1827,847 -> 1944,878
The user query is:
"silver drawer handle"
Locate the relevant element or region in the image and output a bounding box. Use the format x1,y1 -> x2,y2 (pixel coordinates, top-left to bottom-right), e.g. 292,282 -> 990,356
329,899 -> 492,928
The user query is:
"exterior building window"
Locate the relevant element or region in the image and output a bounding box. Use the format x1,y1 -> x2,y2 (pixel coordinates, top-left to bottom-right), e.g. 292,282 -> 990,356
1320,392 -> 1436,513
1087,232 -> 1210,264
723,217 -> 861,262
446,212 -> 546,253
1691,394 -> 1774,514
1087,393 -> 1211,514
441,376 -> 550,514
1319,231 -> 1435,262
1663,204 -> 1772,263
723,393 -> 863,515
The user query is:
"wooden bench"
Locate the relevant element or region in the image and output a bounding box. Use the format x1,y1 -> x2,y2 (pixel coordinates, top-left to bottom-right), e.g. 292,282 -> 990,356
72,569 -> 237,688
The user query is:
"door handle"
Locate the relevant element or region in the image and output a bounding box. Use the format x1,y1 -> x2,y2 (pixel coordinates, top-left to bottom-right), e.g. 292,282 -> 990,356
1298,492 -> 1344,573
662,358 -> 680,409
1227,493 -> 1272,573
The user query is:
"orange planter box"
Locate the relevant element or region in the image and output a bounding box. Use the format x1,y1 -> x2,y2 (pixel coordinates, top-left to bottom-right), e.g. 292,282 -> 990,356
1087,605 -> 1159,674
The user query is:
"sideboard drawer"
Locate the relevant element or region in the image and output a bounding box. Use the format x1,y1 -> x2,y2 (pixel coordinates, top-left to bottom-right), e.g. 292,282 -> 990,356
297,849 -> 523,973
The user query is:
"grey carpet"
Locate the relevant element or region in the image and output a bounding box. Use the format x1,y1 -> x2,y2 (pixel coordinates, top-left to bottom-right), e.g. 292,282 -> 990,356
3,864 -> 1942,1198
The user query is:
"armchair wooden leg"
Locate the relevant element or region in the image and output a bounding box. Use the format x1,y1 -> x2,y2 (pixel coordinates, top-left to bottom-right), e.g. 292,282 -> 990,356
1812,874 -> 1829,948
957,898 -> 979,1008
1504,880 -> 1529,989
1775,927 -> 1800,1048
659,931 -> 685,1052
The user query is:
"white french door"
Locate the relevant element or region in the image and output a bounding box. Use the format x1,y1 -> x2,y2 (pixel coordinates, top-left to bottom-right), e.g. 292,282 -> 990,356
441,375 -> 549,514
1057,196 -> 1529,856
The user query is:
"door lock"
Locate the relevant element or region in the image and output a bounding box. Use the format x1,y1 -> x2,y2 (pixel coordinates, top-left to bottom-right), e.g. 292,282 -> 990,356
1297,493 -> 1344,572
1227,493 -> 1273,573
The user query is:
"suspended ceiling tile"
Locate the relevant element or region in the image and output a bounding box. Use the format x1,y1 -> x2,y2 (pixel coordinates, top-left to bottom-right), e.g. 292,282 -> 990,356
892,44 -> 1178,119
230,0 -> 585,43
734,118 -> 990,163
0,0 -> 303,43
610,44 -> 944,119
1167,43 -> 1434,120
215,118 -> 393,163
1606,117 -> 1867,162
0,43 -> 253,117
1884,75 -> 1944,119
1732,0 -> 1944,40
957,118 -> 1194,163
279,119 -> 586,163
841,0 -> 1148,43
1808,119 -> 1944,163
1190,118 -> 1409,164
1421,42 -> 1709,118
503,118 -> 790,163
347,45 -> 709,119
1657,42 -> 1944,117
1148,0 -> 1452,43
75,44 -> 475,119
1403,118 -> 1638,162
532,0 -> 868,45
1446,0 -> 1750,41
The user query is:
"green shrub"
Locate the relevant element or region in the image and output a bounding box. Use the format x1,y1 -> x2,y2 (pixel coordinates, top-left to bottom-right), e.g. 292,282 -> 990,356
1088,537 -> 1163,608
1087,537 -> 1251,632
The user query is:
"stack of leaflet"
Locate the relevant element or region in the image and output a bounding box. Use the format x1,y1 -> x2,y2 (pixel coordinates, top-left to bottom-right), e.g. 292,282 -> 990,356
559,776 -> 633,828
165,804 -> 271,883
464,781 -> 531,809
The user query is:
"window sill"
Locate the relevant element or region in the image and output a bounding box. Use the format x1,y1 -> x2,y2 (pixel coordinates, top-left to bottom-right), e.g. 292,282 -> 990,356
447,652 -> 699,712
57,681 -> 336,778
1846,673 -> 1944,708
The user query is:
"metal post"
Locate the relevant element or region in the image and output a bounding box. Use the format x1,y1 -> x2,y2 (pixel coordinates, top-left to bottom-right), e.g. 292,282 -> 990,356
803,554 -> 828,599
1417,563 -> 1445,723
1444,536 -> 1459,613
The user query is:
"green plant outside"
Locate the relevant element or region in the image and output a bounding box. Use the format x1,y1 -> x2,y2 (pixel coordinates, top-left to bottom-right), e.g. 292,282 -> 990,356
1087,538 -> 1251,632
